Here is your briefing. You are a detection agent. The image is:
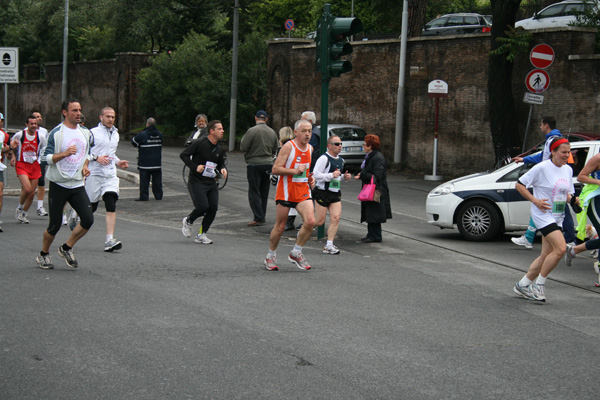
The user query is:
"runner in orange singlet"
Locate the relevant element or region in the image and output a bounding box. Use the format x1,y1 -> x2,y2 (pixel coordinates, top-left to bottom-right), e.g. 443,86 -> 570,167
265,119 -> 315,271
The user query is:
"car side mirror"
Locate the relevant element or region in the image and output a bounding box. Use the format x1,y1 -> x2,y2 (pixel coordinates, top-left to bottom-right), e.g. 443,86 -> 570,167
532,12 -> 538,19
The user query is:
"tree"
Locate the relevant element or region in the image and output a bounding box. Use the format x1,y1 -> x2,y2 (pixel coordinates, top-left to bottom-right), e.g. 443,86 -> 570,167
408,0 -> 428,37
488,0 -> 523,163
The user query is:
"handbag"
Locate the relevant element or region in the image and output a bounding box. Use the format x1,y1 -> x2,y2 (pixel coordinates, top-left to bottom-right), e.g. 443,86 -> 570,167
357,176 -> 381,202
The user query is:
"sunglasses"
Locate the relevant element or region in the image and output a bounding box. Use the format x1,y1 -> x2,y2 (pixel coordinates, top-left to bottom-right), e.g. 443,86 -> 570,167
331,142 -> 342,146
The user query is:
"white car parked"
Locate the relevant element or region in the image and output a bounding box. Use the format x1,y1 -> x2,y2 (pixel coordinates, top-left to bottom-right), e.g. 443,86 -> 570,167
515,0 -> 598,30
426,140 -> 597,241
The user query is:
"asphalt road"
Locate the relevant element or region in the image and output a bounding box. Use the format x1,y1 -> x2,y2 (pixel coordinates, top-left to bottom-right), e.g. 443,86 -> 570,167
1,142 -> 599,399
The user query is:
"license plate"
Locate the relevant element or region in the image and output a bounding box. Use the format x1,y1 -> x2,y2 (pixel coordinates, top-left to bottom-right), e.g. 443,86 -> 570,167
345,146 -> 362,152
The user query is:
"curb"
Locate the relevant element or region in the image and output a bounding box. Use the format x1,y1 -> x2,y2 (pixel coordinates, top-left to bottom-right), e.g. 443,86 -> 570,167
3,170 -> 139,196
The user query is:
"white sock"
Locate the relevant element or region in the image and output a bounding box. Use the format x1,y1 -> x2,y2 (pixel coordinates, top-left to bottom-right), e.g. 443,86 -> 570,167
326,240 -> 333,248
17,204 -> 23,210
106,234 -> 113,242
536,275 -> 547,285
37,200 -> 43,209
292,244 -> 303,254
268,250 -> 276,257
519,275 -> 533,287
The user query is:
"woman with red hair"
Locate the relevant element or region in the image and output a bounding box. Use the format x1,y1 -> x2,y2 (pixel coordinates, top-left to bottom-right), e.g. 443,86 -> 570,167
355,134 -> 391,242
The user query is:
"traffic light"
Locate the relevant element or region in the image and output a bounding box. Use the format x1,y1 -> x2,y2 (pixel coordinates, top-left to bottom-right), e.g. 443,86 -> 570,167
315,4 -> 363,79
328,17 -> 362,77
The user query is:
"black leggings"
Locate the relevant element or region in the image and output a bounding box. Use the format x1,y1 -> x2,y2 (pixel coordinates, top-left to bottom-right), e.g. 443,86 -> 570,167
47,181 -> 94,236
91,191 -> 118,213
187,179 -> 218,234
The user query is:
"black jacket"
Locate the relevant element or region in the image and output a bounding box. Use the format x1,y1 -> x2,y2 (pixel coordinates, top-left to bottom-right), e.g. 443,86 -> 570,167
132,125 -> 163,170
359,150 -> 392,224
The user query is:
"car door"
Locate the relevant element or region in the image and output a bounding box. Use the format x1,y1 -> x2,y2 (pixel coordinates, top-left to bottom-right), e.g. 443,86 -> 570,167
460,16 -> 481,34
531,3 -> 567,28
444,15 -> 464,35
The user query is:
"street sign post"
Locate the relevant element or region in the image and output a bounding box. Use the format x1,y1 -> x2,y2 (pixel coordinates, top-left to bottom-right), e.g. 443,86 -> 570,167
285,19 -> 294,37
530,44 -> 555,69
0,47 -> 19,127
425,80 -> 448,181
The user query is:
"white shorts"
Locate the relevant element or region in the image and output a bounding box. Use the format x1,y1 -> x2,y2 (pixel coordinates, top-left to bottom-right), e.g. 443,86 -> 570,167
85,175 -> 119,203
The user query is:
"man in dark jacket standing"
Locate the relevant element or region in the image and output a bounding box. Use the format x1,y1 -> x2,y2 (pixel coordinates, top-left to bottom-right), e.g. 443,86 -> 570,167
132,118 -> 163,201
240,110 -> 279,226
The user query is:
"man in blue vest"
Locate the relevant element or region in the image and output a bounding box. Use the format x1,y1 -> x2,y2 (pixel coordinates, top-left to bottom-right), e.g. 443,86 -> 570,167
132,117 -> 163,201
312,135 -> 351,254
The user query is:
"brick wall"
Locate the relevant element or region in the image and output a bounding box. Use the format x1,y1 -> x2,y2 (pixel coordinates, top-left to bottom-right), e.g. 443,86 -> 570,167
1,53 -> 150,133
267,27 -> 600,177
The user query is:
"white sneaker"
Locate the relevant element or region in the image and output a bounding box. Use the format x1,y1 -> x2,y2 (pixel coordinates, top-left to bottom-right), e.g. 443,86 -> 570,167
323,244 -> 340,254
511,235 -> 532,249
37,206 -> 48,216
594,262 -> 600,288
564,244 -> 575,267
67,210 -> 79,231
182,217 -> 192,238
62,214 -> 68,225
194,233 -> 213,244
16,209 -> 29,224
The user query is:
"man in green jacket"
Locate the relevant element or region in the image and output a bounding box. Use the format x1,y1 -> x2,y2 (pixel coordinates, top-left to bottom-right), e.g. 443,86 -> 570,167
240,110 -> 279,226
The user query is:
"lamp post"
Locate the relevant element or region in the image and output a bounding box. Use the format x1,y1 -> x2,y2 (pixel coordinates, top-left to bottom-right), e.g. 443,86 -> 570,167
61,0 -> 69,105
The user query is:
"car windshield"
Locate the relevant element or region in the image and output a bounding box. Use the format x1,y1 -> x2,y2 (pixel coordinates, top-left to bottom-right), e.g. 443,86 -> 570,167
330,127 -> 367,141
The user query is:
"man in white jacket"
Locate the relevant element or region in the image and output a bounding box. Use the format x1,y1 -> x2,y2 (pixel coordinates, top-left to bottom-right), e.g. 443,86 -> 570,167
84,107 -> 129,252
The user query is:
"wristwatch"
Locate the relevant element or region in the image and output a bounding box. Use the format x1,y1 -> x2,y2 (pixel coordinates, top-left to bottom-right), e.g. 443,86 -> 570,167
92,154 -> 98,161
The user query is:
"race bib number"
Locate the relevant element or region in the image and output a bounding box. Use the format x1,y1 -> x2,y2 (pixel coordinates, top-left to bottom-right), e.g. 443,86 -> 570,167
329,176 -> 341,190
552,187 -> 568,215
23,151 -> 37,164
202,161 -> 217,178
292,163 -> 309,183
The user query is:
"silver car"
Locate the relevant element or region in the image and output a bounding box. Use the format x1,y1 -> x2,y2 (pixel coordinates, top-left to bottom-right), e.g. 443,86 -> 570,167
316,124 -> 367,167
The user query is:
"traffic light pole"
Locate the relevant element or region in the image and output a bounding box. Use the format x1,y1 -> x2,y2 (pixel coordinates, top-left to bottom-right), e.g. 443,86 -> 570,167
317,4 -> 331,240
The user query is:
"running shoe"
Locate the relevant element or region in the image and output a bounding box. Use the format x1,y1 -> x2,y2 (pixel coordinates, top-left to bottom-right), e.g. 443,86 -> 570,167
564,244 -> 575,267
530,283 -> 546,302
68,211 -> 79,231
0,220 -> 3,232
513,282 -> 535,300
194,233 -> 213,244
37,206 -> 48,216
511,235 -> 532,249
15,208 -> 28,223
594,262 -> 600,287
36,253 -> 54,269
264,255 -> 279,271
182,217 -> 192,238
591,249 -> 598,258
104,239 -> 123,252
323,244 -> 340,255
288,252 -> 311,270
58,246 -> 78,269
62,213 -> 68,225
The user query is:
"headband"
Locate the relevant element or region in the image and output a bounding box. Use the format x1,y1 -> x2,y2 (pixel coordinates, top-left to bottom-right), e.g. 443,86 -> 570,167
550,138 -> 569,151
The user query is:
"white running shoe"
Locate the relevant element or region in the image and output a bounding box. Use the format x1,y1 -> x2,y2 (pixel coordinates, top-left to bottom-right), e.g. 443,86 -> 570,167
104,239 -> 123,252
530,283 -> 546,302
594,262 -> 600,287
62,213 -> 68,225
37,206 -> 48,216
511,235 -> 532,249
16,208 -> 28,223
67,210 -> 79,231
194,233 -> 213,244
564,244 -> 575,267
323,244 -> 340,255
182,217 -> 192,238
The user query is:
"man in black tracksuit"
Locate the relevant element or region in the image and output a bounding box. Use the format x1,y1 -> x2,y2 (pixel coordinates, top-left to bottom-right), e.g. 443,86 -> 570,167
132,117 -> 163,201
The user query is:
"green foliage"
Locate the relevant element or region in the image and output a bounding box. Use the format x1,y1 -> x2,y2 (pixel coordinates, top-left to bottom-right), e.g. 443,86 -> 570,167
489,26 -> 532,62
426,0 -> 491,20
136,31 -> 267,138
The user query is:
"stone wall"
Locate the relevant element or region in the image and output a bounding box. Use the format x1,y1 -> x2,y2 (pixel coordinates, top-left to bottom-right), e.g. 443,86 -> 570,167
1,52 -> 150,133
267,27 -> 600,177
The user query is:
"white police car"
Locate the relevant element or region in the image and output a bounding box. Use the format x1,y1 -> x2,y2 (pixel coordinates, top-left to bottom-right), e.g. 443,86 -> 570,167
426,140 -> 597,241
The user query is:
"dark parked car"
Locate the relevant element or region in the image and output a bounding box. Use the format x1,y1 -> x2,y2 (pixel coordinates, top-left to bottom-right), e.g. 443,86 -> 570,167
421,13 -> 492,36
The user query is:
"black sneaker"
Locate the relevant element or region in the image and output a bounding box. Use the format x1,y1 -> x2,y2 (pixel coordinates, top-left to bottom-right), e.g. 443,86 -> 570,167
58,246 -> 78,268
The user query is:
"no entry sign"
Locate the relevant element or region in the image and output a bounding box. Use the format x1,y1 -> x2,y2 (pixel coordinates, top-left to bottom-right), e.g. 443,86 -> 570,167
530,44 -> 555,69
526,69 -> 550,93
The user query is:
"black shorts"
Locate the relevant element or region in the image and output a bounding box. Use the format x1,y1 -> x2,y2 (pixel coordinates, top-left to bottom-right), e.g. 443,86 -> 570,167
275,199 -> 312,209
539,223 -> 562,236
312,187 -> 341,207
38,164 -> 47,187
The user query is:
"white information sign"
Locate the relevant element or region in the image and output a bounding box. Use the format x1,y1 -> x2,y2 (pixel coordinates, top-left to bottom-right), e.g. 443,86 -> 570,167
523,92 -> 544,105
0,47 -> 19,84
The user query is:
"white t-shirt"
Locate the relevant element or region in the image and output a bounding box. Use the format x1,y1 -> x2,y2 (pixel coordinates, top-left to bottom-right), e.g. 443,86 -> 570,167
519,159 -> 574,229
57,125 -> 89,179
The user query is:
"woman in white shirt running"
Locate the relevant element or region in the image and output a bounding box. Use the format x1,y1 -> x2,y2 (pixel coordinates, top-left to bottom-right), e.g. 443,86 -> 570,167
513,137 -> 579,302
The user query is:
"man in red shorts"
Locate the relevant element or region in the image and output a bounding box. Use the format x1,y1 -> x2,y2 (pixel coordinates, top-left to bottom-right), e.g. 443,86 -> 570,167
10,116 -> 47,224
265,119 -> 315,271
